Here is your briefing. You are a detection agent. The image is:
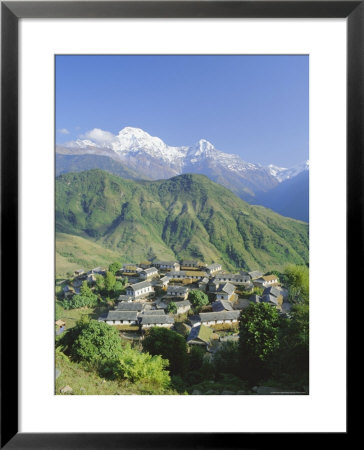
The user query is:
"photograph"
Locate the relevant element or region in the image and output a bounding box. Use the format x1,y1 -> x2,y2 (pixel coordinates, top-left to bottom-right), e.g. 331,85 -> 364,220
54,54 -> 309,396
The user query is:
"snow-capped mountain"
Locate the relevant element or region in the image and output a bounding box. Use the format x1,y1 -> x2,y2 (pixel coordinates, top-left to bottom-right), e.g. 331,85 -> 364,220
266,161 -> 309,182
56,126 -> 308,202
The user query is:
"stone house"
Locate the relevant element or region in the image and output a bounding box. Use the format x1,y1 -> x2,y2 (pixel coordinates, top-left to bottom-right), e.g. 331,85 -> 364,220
215,282 -> 236,301
214,273 -> 251,285
154,261 -> 180,271
167,270 -> 187,280
205,263 -> 222,276
139,267 -> 159,280
248,270 -> 264,280
99,310 -> 138,325
166,285 -> 189,299
207,279 -> 220,293
125,281 -> 154,298
122,264 -> 140,274
198,277 -> 209,292
261,286 -> 284,308
181,260 -> 199,268
114,302 -> 144,312
159,275 -> 170,286
254,275 -> 279,288
199,310 -> 240,326
173,300 -> 191,314
139,315 -> 174,329
212,299 -> 234,312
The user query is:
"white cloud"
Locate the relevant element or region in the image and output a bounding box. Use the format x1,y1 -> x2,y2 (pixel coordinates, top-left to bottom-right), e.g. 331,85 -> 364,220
57,128 -> 70,135
81,128 -> 116,146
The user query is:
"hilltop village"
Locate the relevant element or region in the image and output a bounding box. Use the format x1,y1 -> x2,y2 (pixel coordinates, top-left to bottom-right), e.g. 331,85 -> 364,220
60,260 -> 291,348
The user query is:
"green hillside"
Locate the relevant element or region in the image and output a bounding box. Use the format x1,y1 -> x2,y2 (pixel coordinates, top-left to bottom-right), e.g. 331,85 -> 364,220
56,170 -> 308,272
56,232 -> 125,277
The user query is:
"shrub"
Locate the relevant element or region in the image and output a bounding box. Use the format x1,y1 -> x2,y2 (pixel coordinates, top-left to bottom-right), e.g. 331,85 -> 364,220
63,294 -> 98,310
111,344 -> 171,387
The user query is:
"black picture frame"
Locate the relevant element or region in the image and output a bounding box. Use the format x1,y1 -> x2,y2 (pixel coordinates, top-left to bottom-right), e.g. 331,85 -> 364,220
1,1 -> 355,447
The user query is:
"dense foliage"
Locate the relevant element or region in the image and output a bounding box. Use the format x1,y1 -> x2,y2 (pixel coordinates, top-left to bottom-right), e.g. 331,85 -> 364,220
238,303 -> 281,381
108,261 -> 122,274
142,327 -> 188,376
66,319 -> 124,364
167,302 -> 177,314
57,318 -> 172,390
110,344 -> 171,387
189,290 -> 209,312
283,264 -> 309,303
63,281 -> 98,310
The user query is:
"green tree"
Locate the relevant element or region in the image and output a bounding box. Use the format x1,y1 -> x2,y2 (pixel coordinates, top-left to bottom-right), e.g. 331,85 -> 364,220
283,264 -> 309,303
95,274 -> 105,293
109,261 -> 122,274
142,327 -> 188,376
188,345 -> 205,371
188,290 -> 209,312
167,302 -> 177,314
104,271 -> 116,293
239,303 -> 281,382
269,298 -> 309,386
113,281 -> 124,297
69,320 -> 123,365
80,280 -> 94,297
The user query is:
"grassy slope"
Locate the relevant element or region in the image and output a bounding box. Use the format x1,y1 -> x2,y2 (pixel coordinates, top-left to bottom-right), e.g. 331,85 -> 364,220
56,232 -> 125,277
56,170 -> 308,272
55,351 -> 178,395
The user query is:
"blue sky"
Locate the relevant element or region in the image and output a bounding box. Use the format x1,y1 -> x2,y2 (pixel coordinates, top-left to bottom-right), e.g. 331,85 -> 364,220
56,55 -> 308,167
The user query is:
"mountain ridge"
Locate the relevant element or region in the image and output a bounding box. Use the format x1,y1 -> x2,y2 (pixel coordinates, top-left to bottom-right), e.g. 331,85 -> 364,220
56,169 -> 309,272
57,126 -> 308,205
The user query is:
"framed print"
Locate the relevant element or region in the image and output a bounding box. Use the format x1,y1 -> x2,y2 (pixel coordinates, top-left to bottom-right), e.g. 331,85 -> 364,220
1,0 -> 356,447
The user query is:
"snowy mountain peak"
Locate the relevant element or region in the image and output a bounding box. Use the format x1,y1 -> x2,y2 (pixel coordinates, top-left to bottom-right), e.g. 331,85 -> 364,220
266,160 -> 309,182
118,126 -> 152,139
59,126 -> 308,185
191,139 -> 216,155
197,139 -> 215,149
